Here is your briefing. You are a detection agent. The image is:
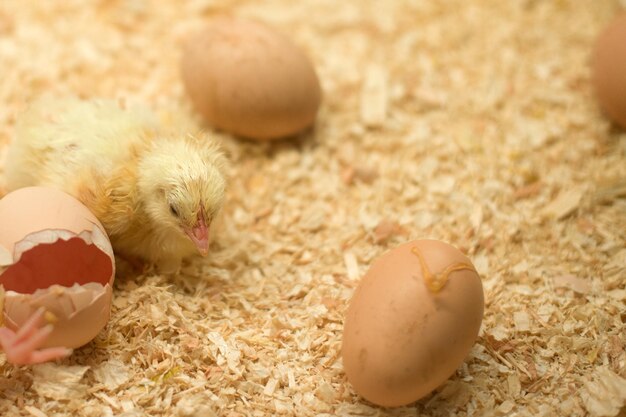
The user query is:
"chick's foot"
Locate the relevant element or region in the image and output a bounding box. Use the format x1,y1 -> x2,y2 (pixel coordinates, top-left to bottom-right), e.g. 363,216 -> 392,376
0,307 -> 72,365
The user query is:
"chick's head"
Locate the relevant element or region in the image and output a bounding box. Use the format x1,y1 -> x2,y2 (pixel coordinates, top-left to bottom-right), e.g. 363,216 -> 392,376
138,134 -> 228,255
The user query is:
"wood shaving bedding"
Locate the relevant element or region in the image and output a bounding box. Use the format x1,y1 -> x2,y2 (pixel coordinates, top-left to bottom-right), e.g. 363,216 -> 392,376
0,1 -> 625,416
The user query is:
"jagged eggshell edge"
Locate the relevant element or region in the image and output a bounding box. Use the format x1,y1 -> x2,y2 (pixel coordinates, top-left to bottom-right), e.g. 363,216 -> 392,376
0,226 -> 115,349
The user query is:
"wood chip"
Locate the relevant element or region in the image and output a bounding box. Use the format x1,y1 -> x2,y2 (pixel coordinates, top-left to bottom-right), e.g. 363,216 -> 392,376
603,249 -> 626,278
175,395 -> 219,417
24,406 -> 48,417
513,311 -> 531,332
580,367 -> 626,417
593,179 -> 626,204
315,382 -> 337,402
344,252 -> 360,281
607,288 -> 626,301
263,378 -> 278,396
553,275 -> 591,294
360,65 -> 388,127
92,391 -> 121,411
342,166 -> 379,185
497,400 -> 515,414
373,219 -> 401,244
507,374 -> 521,398
542,188 -> 584,220
353,167 -> 379,184
513,181 -> 543,200
92,359 -> 131,391
32,364 -> 90,400
488,325 -> 510,342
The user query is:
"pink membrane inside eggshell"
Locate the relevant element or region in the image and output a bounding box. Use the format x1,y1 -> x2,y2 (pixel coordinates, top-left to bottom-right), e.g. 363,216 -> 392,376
0,228 -> 114,294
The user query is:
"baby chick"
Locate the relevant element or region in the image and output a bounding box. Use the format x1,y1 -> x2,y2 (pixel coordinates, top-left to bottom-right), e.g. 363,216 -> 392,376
2,97 -> 228,272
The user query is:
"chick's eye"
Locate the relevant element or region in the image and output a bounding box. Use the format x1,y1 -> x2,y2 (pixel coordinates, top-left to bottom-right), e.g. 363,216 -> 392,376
169,204 -> 179,217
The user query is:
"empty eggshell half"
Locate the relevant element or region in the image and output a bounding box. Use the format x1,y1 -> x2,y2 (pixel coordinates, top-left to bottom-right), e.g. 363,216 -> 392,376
0,186 -> 115,349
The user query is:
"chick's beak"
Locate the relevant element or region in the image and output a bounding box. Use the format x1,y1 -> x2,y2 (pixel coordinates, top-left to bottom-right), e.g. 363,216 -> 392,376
184,211 -> 210,256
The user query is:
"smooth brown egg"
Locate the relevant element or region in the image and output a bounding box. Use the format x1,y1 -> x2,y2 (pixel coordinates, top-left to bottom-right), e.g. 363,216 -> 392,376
0,187 -> 115,349
181,17 -> 322,141
592,13 -> 626,129
342,240 -> 484,407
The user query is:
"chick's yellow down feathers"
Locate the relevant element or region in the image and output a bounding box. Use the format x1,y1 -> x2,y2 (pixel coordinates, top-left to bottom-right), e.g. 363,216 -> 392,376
2,97 -> 228,272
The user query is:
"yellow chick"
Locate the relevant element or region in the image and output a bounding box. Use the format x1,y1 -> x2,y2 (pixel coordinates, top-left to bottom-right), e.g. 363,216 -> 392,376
2,97 -> 228,273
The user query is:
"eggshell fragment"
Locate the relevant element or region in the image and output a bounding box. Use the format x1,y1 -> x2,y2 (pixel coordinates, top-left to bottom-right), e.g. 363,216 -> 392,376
342,240 -> 484,407
0,187 -> 115,349
592,13 -> 626,129
181,17 -> 322,140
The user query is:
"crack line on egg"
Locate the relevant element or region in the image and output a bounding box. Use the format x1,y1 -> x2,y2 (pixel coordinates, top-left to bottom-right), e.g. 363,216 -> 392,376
410,246 -> 477,293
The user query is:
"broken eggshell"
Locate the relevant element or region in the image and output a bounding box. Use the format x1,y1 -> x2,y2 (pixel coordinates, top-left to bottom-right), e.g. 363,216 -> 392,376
0,186 -> 115,349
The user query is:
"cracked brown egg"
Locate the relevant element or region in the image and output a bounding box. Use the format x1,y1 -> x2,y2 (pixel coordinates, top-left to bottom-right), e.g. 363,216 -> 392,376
0,187 -> 115,349
181,17 -> 322,141
342,240 -> 484,407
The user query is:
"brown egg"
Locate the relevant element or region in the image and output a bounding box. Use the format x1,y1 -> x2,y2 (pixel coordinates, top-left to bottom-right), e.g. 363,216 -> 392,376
342,240 -> 484,407
181,17 -> 322,140
0,187 -> 115,349
592,13 -> 626,129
